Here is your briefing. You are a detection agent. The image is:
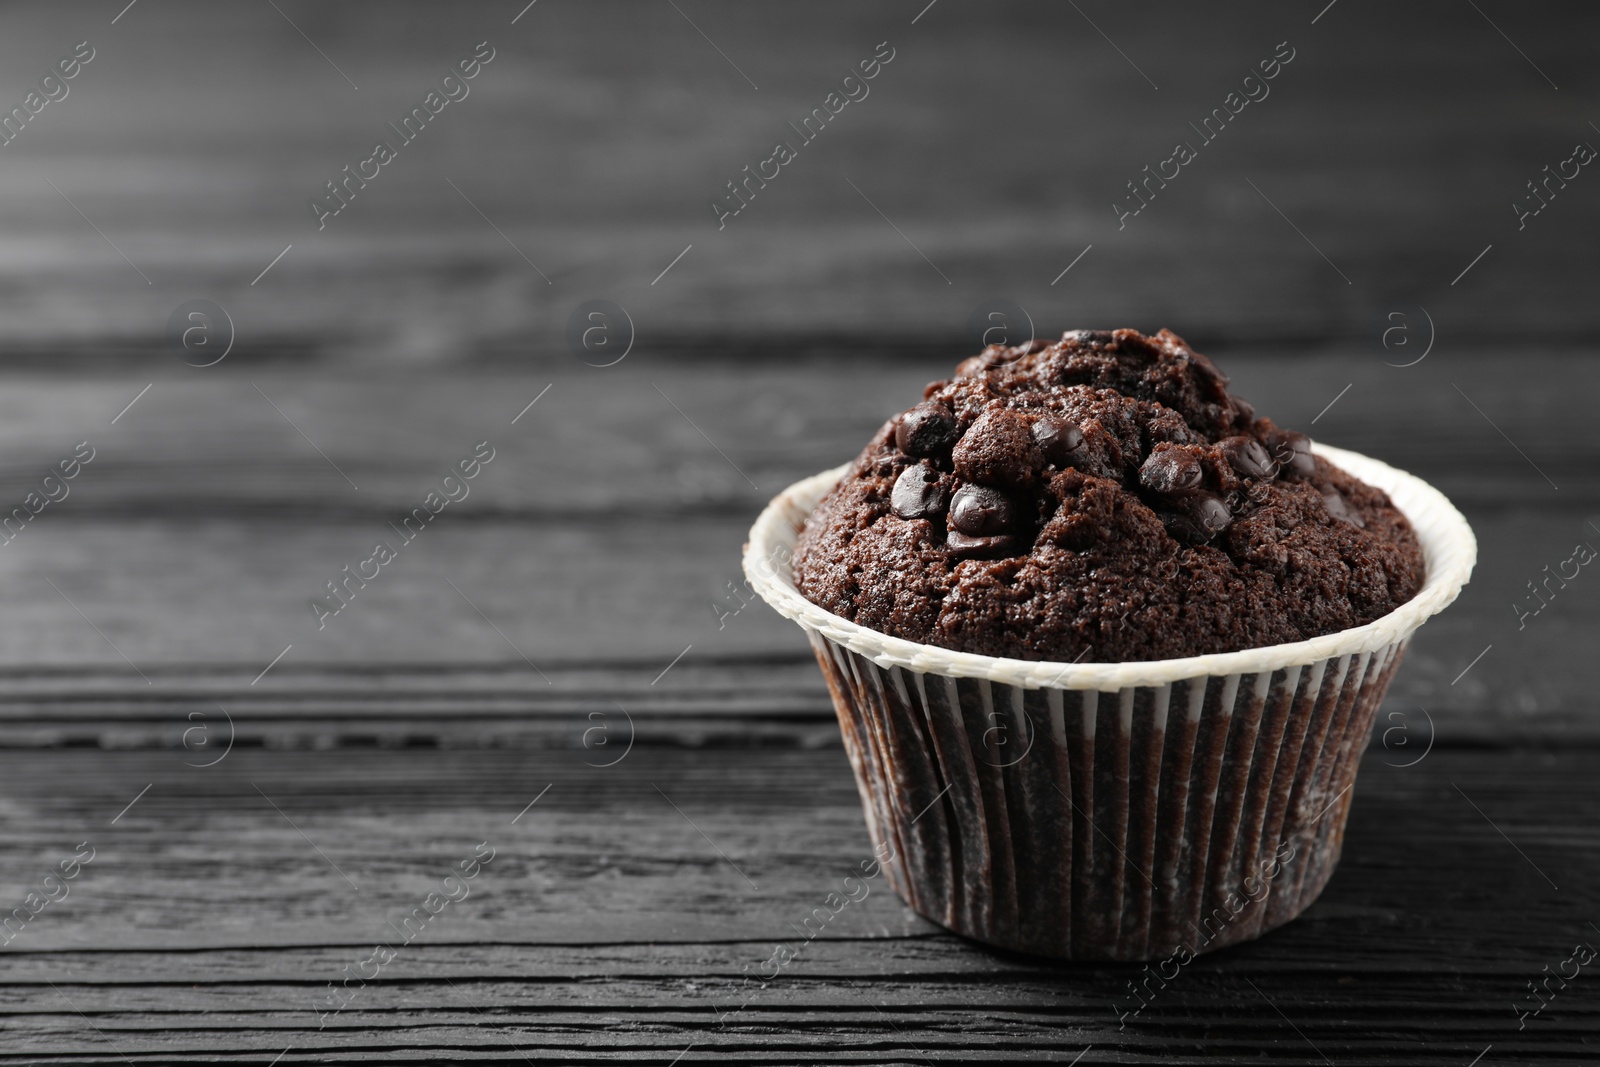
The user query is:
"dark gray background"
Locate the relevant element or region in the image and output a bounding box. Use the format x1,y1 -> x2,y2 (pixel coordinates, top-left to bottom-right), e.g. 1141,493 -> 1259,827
0,1 -> 1594,1063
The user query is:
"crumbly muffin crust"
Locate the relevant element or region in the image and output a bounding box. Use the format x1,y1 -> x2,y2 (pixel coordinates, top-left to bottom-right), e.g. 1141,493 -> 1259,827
792,329 -> 1425,662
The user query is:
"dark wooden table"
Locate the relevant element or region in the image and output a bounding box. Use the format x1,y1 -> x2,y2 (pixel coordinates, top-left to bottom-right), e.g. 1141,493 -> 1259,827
0,1 -> 1596,1062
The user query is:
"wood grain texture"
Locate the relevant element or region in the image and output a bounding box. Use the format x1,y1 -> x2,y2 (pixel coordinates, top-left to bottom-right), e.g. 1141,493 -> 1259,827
0,0 -> 1593,1058
0,742 -> 1595,1063
0,1 -> 1593,358
0,351 -> 1590,735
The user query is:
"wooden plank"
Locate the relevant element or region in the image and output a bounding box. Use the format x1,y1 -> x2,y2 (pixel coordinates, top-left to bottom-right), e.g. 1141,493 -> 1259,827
0,503 -> 1589,737
0,2 -> 1592,357
0,350 -> 1591,515
0,2 -> 1591,1061
0,351 -> 1582,740
0,746 -> 1593,1061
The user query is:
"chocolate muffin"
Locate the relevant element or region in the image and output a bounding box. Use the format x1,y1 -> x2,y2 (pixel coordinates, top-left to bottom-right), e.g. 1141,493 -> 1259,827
750,328 -> 1475,961
793,328 -> 1425,662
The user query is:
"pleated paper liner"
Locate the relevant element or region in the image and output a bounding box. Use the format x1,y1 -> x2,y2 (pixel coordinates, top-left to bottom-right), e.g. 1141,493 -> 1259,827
746,444 -> 1475,961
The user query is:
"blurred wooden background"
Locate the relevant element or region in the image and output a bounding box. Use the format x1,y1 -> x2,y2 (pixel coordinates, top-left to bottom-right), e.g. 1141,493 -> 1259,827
0,0 -> 1596,1061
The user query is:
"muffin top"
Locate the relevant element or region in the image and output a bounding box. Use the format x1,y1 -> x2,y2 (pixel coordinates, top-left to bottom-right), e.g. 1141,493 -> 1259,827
791,329 -> 1426,662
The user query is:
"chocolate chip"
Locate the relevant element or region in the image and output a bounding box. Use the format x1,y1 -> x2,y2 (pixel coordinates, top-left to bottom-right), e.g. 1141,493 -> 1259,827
1266,429 -> 1316,478
1139,448 -> 1205,498
1219,435 -> 1275,479
1190,493 -> 1232,535
1161,493 -> 1232,545
949,484 -> 1012,536
1031,416 -> 1085,465
947,530 -> 1019,559
1322,490 -> 1366,528
891,464 -> 950,520
895,402 -> 960,459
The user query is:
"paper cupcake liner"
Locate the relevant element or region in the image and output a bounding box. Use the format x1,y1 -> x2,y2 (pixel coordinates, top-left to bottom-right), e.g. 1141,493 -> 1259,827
746,444 -> 1475,961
